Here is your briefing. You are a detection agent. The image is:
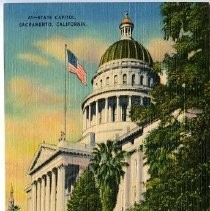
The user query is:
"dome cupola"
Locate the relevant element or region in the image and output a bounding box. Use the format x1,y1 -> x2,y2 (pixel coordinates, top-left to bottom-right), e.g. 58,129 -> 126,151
119,12 -> 134,40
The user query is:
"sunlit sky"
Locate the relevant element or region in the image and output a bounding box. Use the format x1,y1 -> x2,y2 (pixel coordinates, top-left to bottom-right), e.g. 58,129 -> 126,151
4,2 -> 175,210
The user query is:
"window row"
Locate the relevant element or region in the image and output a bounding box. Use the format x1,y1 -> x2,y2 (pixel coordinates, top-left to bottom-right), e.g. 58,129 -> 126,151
97,74 -> 153,88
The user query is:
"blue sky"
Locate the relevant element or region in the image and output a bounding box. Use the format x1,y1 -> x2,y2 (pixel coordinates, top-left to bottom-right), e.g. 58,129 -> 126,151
4,2 -> 167,209
4,2 -> 163,115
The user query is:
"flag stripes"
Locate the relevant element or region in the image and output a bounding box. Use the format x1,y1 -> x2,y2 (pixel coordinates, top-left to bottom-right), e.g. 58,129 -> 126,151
67,49 -> 87,85
68,63 -> 87,85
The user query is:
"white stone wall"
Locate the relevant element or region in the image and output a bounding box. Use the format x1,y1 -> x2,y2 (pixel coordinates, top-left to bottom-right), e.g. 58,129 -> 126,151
114,120 -> 159,211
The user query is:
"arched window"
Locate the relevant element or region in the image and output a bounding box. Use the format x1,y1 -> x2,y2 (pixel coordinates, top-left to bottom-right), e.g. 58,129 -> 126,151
114,75 -> 118,85
123,74 -> 127,85
132,74 -> 135,86
140,75 -> 144,85
106,77 -> 109,86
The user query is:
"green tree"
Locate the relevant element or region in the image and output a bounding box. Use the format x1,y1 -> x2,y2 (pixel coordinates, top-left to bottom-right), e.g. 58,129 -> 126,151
130,2 -> 210,211
8,205 -> 20,211
67,168 -> 102,211
90,140 -> 128,211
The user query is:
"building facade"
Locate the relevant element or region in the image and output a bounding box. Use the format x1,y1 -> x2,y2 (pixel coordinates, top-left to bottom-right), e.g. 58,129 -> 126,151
26,13 -> 159,211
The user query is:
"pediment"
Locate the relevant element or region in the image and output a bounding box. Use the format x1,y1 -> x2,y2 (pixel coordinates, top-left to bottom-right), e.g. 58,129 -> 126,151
28,143 -> 56,173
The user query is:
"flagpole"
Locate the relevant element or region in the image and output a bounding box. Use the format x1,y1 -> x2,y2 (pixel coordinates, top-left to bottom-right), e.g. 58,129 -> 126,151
64,44 -> 67,139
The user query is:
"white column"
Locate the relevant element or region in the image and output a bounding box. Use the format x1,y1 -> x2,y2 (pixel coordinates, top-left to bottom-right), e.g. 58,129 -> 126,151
89,104 -> 91,127
96,100 -> 98,125
37,179 -> 41,211
127,96 -> 132,121
136,151 -> 143,201
116,96 -> 120,121
76,166 -> 84,181
105,98 -> 108,123
79,166 -> 84,177
45,173 -> 51,211
85,108 -> 87,129
137,73 -> 140,85
32,181 -> 37,211
124,157 -> 130,209
142,163 -> 149,194
82,110 -> 85,131
41,176 -> 45,211
50,170 -> 56,211
56,165 -> 65,211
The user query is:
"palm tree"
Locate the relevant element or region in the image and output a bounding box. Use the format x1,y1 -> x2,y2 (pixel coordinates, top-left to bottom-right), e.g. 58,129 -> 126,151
90,140 -> 129,211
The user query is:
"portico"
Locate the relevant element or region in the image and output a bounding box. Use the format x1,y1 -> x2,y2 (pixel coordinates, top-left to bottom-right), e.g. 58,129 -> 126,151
28,142 -> 92,211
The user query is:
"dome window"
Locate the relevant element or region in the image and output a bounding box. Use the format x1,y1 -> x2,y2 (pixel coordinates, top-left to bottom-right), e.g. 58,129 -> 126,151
132,74 -> 135,86
114,75 -> 118,85
123,74 -> 127,85
100,79 -> 103,88
106,77 -> 109,86
140,75 -> 144,85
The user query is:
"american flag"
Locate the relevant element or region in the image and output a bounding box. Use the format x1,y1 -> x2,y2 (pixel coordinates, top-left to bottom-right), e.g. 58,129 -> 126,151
67,50 -> 87,85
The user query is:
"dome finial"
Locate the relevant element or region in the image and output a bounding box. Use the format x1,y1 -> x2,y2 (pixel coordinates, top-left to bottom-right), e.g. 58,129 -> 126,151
119,12 -> 134,40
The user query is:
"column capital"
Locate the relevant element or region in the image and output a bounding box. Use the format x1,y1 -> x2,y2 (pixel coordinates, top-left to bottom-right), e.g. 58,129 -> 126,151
46,171 -> 51,176
57,164 -> 66,170
31,180 -> 37,185
42,174 -> 47,180
38,177 -> 42,182
52,167 -> 57,173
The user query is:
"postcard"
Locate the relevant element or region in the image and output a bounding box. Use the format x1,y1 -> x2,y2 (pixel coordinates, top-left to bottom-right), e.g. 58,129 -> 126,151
4,2 -> 209,211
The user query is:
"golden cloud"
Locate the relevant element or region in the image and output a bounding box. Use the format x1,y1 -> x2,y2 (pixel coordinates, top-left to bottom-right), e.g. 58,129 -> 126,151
5,109 -> 82,209
146,38 -> 176,62
7,77 -> 63,108
34,36 -> 108,64
18,53 -> 49,67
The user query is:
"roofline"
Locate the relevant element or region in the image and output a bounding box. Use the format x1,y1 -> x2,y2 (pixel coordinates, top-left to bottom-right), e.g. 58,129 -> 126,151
28,143 -> 57,174
28,148 -> 92,175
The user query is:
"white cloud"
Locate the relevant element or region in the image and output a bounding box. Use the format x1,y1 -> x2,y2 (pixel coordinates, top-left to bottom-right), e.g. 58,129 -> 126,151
7,77 -> 62,107
34,36 -> 108,64
18,53 -> 49,66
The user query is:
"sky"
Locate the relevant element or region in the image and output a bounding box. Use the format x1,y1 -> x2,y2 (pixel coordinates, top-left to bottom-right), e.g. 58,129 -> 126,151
4,2 -> 174,210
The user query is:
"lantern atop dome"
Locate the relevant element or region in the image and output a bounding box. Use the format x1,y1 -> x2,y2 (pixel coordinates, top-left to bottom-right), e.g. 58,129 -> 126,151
119,12 -> 134,40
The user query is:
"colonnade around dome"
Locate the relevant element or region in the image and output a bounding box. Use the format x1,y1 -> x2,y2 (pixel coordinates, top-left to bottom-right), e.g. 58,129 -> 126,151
82,94 -> 151,130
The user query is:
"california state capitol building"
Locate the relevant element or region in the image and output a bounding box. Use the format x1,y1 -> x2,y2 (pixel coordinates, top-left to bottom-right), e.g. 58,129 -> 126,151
25,13 -> 160,211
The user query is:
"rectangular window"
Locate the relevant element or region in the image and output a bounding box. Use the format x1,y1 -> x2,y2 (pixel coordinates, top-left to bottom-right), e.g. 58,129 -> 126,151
114,75 -> 118,85
112,105 -> 116,122
122,105 -> 127,121
106,77 -> 109,85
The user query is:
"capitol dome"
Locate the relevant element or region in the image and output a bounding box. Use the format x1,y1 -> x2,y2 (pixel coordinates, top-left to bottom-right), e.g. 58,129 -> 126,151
99,39 -> 153,67
81,13 -> 159,144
